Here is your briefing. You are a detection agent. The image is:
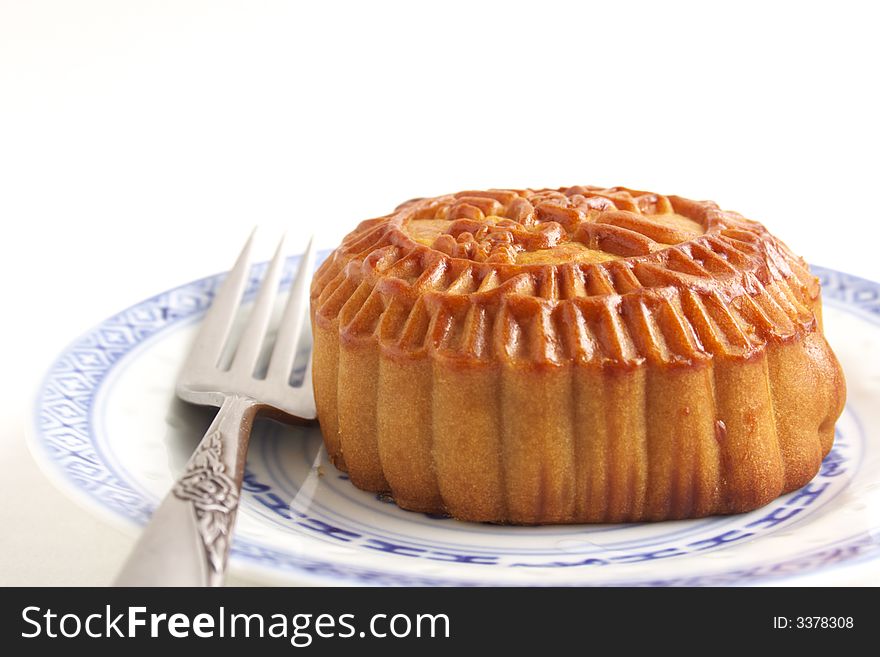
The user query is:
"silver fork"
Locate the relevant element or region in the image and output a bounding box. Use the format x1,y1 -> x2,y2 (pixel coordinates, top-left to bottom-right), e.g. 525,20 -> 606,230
114,232 -> 317,586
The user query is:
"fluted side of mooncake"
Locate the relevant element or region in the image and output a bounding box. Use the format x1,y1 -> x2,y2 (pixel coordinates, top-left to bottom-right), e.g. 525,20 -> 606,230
309,186 -> 846,523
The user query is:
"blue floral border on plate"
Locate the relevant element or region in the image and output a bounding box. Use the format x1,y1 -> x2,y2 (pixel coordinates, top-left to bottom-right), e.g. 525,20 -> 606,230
29,260 -> 880,586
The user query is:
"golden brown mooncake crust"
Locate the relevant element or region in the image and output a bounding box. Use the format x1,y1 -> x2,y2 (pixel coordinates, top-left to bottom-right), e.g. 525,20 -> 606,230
309,186 -> 846,524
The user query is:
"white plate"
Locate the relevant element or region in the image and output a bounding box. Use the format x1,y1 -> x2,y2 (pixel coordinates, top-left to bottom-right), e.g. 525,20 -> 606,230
28,257 -> 880,585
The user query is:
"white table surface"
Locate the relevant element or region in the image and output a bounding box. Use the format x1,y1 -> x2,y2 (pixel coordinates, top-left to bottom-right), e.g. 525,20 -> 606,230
1,1 -> 878,586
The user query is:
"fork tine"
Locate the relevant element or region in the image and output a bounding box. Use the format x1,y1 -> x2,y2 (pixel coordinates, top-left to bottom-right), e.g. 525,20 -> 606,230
231,234 -> 287,375
266,235 -> 315,384
286,350 -> 317,418
185,228 -> 256,372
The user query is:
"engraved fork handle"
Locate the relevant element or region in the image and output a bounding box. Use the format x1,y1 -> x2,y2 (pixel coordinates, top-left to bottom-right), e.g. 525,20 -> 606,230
114,395 -> 257,587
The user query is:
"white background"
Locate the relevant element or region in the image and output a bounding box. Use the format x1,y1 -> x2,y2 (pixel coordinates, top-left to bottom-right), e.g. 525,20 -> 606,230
0,0 -> 878,585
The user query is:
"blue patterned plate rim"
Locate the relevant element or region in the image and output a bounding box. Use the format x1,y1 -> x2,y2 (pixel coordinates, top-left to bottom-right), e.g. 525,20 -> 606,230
26,259 -> 880,586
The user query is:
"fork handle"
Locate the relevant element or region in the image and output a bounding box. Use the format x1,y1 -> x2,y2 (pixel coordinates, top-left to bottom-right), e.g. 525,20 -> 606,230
113,394 -> 257,586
